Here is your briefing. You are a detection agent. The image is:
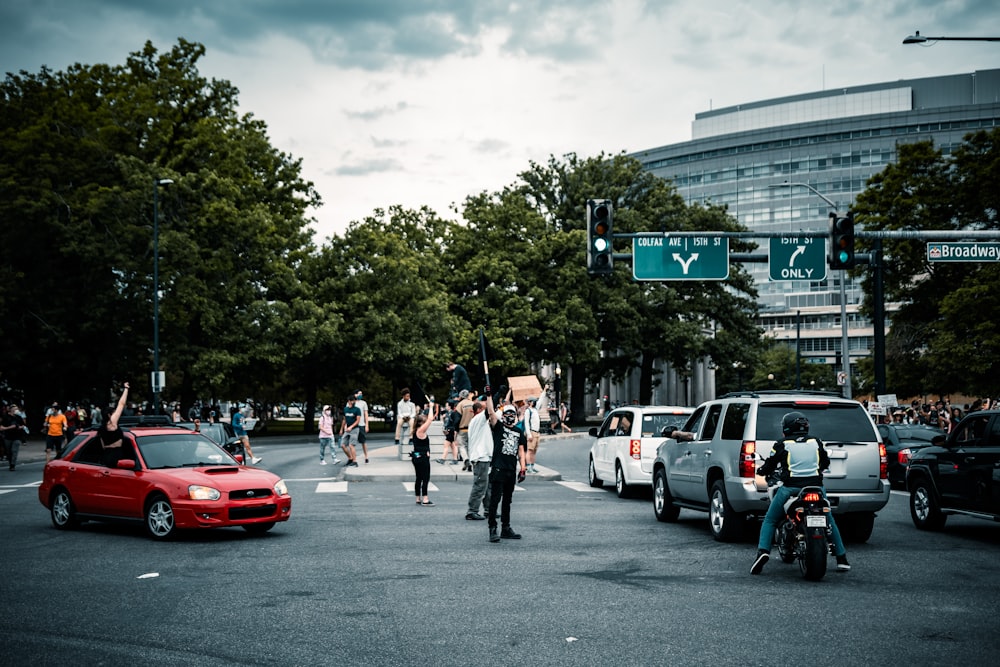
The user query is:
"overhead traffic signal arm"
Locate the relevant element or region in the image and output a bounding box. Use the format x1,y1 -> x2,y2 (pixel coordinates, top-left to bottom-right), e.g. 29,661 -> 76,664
829,211 -> 856,269
587,199 -> 614,275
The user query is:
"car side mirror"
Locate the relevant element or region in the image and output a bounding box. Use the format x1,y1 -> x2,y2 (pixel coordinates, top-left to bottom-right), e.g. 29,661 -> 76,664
589,427 -> 598,437
116,459 -> 137,470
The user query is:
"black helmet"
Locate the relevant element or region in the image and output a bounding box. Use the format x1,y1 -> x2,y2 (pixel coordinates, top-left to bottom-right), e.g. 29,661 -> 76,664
781,411 -> 809,438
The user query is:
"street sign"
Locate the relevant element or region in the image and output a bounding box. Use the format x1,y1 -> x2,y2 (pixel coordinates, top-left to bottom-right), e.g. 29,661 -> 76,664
768,237 -> 827,281
632,236 -> 729,281
927,242 -> 1000,262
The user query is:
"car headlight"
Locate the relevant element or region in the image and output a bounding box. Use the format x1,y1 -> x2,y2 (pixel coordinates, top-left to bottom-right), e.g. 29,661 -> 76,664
274,479 -> 289,497
188,485 -> 221,501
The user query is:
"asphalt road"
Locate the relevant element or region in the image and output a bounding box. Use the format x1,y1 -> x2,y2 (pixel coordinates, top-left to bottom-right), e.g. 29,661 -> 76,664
2,434 -> 998,666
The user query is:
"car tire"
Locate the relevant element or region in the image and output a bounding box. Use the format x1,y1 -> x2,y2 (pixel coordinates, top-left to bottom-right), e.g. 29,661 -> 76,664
839,511 -> 876,543
145,494 -> 177,540
709,480 -> 745,543
653,469 -> 680,522
615,462 -> 632,499
50,488 -> 79,530
909,479 -> 946,531
243,522 -> 275,534
588,457 -> 603,488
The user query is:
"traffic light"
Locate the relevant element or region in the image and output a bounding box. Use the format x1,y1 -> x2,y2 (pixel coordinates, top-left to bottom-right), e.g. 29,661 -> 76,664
587,199 -> 614,275
829,211 -> 855,269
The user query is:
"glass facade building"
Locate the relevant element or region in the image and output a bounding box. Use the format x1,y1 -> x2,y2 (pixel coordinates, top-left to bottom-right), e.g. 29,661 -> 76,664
630,69 -> 1000,387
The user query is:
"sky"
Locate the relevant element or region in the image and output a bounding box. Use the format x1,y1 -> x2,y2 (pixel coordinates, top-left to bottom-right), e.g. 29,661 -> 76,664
2,0 -> 998,242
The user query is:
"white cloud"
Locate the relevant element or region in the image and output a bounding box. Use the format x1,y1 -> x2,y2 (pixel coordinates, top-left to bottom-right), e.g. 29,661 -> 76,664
2,0 -> 996,241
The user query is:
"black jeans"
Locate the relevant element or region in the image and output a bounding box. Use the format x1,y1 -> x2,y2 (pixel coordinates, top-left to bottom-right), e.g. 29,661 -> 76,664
412,453 -> 430,497
487,468 -> 516,529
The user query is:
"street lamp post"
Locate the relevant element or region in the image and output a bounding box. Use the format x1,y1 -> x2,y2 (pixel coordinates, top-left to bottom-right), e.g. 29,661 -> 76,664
152,177 -> 174,415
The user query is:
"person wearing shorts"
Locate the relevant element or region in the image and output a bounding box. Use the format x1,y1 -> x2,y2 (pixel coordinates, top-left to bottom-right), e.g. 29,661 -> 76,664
340,395 -> 362,467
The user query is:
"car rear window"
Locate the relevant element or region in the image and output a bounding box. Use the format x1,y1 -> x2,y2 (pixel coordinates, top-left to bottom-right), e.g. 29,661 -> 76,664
641,412 -> 691,437
755,402 -> 876,443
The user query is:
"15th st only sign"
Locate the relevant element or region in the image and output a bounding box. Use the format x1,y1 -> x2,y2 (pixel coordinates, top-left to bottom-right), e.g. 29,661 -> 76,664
769,237 -> 827,281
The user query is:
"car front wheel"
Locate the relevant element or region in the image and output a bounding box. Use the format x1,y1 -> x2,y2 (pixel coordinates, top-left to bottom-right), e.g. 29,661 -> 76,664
145,495 -> 177,540
709,480 -> 745,542
50,489 -> 78,529
653,469 -> 680,522
910,479 -> 946,531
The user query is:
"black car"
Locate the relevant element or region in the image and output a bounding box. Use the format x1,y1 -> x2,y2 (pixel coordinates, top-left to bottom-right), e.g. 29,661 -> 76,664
906,410 -> 1000,530
877,423 -> 943,488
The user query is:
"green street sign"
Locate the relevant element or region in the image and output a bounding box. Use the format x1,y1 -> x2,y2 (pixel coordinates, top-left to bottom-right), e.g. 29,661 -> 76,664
632,237 -> 729,281
768,237 -> 827,281
927,242 -> 1000,262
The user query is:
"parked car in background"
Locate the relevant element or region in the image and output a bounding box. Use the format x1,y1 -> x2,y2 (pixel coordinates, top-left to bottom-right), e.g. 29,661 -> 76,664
653,391 -> 889,543
588,405 -> 694,498
38,423 -> 291,540
906,409 -> 1000,530
877,423 -> 943,488
177,421 -> 244,459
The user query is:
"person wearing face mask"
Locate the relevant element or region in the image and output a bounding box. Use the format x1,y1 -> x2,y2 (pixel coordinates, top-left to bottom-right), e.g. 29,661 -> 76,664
483,386 -> 528,544
318,404 -> 340,465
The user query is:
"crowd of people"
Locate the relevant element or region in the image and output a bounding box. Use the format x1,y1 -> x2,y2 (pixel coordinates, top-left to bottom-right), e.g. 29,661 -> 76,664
872,396 -> 995,433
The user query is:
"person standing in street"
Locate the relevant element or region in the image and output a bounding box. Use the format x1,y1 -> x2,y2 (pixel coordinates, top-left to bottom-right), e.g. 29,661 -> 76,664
1,403 -> 27,471
354,390 -> 371,463
523,397 -> 542,473
340,395 -> 362,467
484,389 -> 527,543
318,404 -> 340,465
464,400 -> 491,520
231,406 -> 261,465
394,388 -> 417,445
454,389 -> 475,467
410,412 -> 435,506
43,403 -> 68,462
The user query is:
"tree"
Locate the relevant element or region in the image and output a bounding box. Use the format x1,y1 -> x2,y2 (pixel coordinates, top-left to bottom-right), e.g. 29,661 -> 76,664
854,129 -> 1000,397
0,39 -> 319,418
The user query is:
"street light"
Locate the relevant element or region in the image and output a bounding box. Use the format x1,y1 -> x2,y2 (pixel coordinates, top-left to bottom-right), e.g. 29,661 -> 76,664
903,31 -> 1000,44
769,181 -> 852,399
152,177 -> 174,415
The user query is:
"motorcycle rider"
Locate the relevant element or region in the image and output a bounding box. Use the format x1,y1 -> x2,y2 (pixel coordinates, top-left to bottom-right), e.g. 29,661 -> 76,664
750,411 -> 850,575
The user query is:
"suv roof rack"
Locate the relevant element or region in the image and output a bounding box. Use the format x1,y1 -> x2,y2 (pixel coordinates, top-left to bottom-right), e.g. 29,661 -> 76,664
717,389 -> 844,399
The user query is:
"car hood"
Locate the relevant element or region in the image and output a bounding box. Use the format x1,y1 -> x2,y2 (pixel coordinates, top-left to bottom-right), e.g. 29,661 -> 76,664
148,466 -> 281,488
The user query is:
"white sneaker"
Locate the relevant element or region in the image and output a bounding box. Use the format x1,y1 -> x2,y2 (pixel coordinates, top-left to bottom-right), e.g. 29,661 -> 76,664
320,459 -> 327,465
332,457 -> 342,464
252,456 -> 262,465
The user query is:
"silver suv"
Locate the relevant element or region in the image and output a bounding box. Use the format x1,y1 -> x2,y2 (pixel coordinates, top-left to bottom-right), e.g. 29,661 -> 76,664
652,391 -> 889,543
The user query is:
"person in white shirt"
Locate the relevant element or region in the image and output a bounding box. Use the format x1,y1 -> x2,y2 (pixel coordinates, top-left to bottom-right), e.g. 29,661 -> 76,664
354,390 -> 370,463
464,401 -> 491,520
395,389 -> 417,445
523,397 -> 542,473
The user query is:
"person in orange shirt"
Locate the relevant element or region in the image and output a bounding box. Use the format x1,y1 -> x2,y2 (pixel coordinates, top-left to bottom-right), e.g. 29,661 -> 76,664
44,403 -> 68,462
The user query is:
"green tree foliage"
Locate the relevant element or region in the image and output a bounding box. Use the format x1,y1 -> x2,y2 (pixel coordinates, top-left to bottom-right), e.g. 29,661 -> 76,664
854,129 -> 1000,397
0,40 -> 319,416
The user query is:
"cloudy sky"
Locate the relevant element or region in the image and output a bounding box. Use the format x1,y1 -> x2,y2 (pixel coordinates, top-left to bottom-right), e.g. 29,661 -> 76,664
2,0 -> 997,241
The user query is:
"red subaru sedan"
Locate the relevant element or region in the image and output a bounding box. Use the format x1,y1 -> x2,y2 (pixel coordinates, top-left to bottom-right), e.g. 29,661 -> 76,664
39,423 -> 291,539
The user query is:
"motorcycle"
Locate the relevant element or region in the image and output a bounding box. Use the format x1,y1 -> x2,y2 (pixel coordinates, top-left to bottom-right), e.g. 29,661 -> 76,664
766,477 -> 833,581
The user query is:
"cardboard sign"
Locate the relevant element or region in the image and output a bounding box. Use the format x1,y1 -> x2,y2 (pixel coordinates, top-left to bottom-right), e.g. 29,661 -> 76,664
508,375 -> 543,402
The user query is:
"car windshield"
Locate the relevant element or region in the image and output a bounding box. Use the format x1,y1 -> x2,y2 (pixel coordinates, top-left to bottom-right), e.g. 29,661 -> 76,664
756,402 -> 876,443
137,434 -> 237,469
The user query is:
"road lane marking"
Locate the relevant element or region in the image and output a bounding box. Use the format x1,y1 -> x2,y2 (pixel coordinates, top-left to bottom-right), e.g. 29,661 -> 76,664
556,481 -> 604,493
316,482 -> 349,493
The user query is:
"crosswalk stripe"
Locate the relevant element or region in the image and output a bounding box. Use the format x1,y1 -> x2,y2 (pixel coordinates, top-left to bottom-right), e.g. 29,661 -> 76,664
316,482 -> 349,493
556,481 -> 604,493
402,482 -> 440,493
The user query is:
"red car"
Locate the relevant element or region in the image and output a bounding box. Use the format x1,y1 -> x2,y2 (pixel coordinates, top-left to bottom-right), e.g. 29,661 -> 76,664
38,424 -> 291,539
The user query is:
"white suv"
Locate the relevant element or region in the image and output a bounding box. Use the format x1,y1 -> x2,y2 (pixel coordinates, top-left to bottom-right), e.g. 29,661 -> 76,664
588,406 -> 693,498
652,391 -> 889,542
